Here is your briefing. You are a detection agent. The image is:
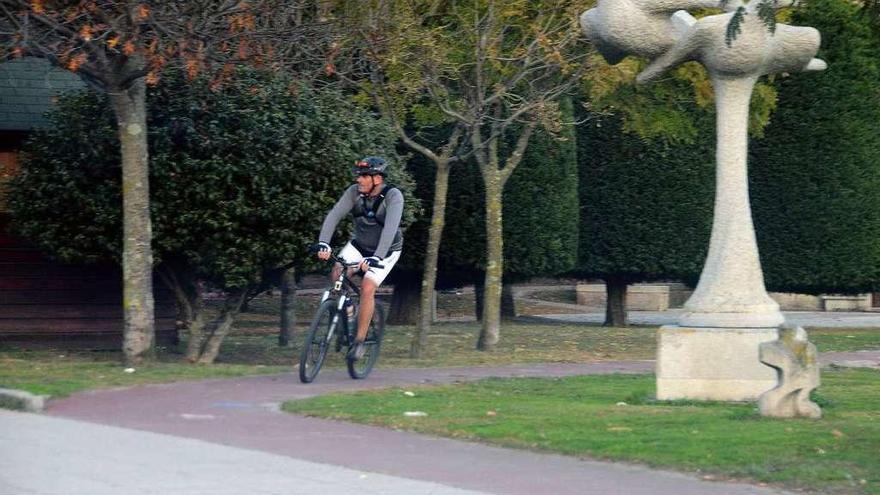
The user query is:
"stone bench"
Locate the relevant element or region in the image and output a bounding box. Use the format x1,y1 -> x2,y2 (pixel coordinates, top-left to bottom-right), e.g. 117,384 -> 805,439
576,283 -> 872,312
821,294 -> 872,312
576,283 -> 691,311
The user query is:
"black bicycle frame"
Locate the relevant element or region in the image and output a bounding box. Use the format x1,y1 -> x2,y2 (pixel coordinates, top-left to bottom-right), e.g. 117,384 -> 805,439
319,255 -> 362,347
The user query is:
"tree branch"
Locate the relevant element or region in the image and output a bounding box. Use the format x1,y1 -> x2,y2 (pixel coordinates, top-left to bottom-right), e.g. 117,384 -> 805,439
499,120 -> 537,185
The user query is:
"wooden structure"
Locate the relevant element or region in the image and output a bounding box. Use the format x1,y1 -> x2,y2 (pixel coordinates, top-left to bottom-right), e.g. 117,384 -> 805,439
0,215 -> 178,348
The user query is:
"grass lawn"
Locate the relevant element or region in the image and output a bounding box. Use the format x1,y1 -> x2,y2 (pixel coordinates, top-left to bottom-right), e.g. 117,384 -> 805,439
808,328 -> 880,353
283,368 -> 880,495
0,321 -> 658,398
0,351 -> 292,398
1,321 -> 877,398
1,288 -> 877,398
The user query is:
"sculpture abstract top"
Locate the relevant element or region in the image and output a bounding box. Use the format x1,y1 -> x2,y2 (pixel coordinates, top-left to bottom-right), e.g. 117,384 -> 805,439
580,0 -> 826,82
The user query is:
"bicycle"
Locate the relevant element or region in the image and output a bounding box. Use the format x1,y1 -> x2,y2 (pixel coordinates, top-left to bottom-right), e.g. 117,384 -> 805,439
299,250 -> 386,383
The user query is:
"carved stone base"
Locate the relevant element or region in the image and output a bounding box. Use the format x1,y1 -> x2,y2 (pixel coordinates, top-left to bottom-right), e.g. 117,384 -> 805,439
656,325 -> 778,401
758,326 -> 822,418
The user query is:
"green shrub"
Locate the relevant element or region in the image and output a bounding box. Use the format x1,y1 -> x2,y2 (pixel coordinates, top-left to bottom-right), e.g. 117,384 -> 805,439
8,70 -> 413,290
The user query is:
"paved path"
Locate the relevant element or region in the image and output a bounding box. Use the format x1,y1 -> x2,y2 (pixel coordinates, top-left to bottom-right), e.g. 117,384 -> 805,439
532,308 -> 880,328
18,358 -> 880,495
511,284 -> 880,328
8,351 -> 878,495
0,409 -> 484,495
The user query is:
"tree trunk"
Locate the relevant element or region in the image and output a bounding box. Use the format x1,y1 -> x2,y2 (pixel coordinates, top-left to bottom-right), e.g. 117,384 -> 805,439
413,160 -> 451,358
604,277 -> 628,327
108,72 -> 155,365
156,263 -> 197,352
175,277 -> 207,363
155,263 -> 209,362
388,274 -> 420,325
501,284 -> 516,319
474,278 -> 484,321
156,264 -> 190,330
478,173 -> 504,350
195,290 -> 248,364
184,297 -> 209,362
473,123 -> 533,350
279,267 -> 297,346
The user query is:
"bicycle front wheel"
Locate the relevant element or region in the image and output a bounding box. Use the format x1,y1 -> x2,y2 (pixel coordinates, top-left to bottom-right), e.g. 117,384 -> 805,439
347,303 -> 385,379
299,299 -> 338,383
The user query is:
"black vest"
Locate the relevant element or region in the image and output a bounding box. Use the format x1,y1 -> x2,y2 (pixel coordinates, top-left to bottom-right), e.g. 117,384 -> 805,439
352,184 -> 398,227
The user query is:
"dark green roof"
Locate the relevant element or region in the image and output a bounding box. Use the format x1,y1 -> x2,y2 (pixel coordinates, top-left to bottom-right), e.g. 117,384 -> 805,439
0,57 -> 86,131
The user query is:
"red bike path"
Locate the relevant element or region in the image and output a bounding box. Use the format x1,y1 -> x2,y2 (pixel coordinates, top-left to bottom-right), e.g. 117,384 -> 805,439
45,353 -> 878,495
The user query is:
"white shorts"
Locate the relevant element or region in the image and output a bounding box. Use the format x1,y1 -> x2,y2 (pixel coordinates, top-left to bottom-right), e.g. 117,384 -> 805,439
339,241 -> 401,286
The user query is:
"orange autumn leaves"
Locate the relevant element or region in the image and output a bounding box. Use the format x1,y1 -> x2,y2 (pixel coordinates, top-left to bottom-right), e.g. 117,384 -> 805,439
15,1 -> 274,87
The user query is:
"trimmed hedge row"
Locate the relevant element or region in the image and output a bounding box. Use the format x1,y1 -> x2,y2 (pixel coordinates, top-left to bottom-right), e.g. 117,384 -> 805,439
751,0 -> 880,295
574,109 -> 714,285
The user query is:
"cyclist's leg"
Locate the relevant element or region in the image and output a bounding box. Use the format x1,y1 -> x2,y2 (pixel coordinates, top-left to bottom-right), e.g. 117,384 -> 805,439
356,277 -> 376,342
356,250 -> 401,342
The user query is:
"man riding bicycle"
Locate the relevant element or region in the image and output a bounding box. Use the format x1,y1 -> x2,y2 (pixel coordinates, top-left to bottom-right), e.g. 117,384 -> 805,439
315,156 -> 404,360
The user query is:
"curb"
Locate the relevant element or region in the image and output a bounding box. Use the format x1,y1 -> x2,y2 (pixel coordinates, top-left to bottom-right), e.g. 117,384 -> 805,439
0,388 -> 48,412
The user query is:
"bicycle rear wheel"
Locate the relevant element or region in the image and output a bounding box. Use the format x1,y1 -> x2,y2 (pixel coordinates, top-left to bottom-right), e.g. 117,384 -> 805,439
299,299 -> 338,383
347,304 -> 385,379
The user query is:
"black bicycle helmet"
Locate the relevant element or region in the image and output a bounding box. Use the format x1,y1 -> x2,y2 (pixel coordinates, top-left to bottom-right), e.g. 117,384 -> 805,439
352,156 -> 389,177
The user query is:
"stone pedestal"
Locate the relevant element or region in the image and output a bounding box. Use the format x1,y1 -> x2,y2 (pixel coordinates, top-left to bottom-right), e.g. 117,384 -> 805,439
656,325 -> 778,401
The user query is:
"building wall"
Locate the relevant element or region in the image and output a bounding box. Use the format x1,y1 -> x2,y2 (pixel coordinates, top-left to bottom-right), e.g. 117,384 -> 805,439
0,57 -> 85,131
0,213 -> 179,349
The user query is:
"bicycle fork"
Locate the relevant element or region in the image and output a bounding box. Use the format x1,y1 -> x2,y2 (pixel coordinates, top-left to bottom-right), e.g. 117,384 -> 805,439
323,296 -> 349,347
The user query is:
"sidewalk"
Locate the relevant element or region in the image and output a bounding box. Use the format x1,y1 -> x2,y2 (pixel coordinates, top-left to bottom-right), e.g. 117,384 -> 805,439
18,361 -> 833,495
531,307 -> 880,328
0,409 -> 485,495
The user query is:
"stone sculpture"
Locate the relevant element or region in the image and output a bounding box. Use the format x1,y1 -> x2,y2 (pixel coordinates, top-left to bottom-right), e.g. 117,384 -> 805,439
580,0 -> 825,400
581,0 -> 750,63
581,0 -> 825,82
758,326 -> 821,418
581,0 -> 825,329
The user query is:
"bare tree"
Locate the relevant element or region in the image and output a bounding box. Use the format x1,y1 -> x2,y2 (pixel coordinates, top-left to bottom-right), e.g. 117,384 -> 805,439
340,0 -> 590,352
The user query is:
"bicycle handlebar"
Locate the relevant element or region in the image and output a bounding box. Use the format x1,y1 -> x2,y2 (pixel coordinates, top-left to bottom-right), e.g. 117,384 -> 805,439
365,258 -> 385,269
309,244 -> 385,269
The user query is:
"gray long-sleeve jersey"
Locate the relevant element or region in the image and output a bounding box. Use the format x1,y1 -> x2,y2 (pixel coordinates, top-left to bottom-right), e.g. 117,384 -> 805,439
319,184 -> 404,259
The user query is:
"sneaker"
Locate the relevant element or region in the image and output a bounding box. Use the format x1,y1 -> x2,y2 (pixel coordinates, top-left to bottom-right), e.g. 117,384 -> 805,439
349,341 -> 366,361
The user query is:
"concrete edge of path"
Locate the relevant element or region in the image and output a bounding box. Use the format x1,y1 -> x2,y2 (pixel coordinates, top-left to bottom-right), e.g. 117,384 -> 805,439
0,387 -> 47,412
